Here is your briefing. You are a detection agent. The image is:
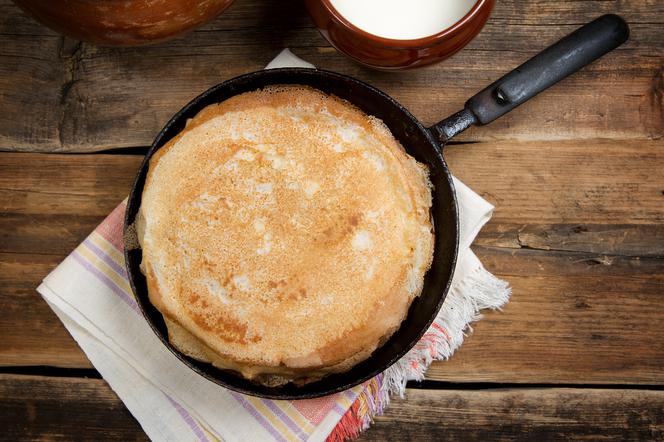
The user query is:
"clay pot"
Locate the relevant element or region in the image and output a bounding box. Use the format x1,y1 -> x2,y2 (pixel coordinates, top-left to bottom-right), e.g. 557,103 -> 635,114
13,0 -> 234,46
305,0 -> 495,69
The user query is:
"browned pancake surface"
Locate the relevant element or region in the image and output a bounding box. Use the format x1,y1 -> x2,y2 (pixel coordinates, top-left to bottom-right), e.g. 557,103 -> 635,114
138,86 -> 434,381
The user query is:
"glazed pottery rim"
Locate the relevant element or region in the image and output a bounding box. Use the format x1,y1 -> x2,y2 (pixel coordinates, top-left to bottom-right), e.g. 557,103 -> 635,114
320,0 -> 488,47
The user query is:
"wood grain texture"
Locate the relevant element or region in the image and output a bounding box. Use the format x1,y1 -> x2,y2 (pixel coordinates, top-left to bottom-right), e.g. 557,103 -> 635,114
0,375 -> 146,441
1,0 -> 662,439
363,387 -> 664,441
426,245 -> 664,384
446,140 -> 664,226
0,0 -> 662,152
0,153 -> 140,368
0,253 -> 87,368
1,374 -> 662,441
1,140 -> 663,383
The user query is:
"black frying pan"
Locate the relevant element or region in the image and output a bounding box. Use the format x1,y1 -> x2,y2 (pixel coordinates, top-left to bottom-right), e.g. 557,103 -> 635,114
124,15 -> 628,399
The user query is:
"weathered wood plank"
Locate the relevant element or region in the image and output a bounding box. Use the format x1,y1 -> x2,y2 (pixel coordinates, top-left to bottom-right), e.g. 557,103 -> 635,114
0,153 -> 141,256
0,0 -> 662,152
0,153 -> 140,368
0,32 -> 65,151
0,153 -> 140,216
1,375 -> 662,441
0,253 -> 90,368
446,140 -> 664,226
0,375 -> 146,441
425,245 -> 664,384
477,224 -> 664,257
363,387 -> 664,441
1,140 -> 663,382
438,138 -> 664,383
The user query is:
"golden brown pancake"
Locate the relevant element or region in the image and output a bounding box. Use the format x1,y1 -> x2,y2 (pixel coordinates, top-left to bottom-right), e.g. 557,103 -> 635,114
137,85 -> 434,384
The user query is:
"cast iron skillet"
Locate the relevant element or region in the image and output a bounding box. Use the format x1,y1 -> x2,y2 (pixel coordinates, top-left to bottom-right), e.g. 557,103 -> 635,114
124,15 -> 628,399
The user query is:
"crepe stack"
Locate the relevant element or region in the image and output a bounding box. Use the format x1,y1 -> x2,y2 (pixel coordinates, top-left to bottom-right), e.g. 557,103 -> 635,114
137,86 -> 434,385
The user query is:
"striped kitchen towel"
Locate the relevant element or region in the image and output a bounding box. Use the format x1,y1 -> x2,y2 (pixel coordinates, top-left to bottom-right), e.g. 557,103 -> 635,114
37,49 -> 510,442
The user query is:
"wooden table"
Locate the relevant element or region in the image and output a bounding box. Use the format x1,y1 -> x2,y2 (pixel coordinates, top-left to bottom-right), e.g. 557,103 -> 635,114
1,0 -> 663,439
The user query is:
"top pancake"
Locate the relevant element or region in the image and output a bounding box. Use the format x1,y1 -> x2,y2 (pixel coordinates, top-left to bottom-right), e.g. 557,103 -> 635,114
137,85 -> 434,382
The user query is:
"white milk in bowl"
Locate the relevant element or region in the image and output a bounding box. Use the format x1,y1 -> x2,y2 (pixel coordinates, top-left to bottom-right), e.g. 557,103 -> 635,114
329,0 -> 478,40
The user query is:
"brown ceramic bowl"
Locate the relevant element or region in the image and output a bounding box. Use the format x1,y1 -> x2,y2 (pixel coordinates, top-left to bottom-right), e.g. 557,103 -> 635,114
305,0 -> 495,69
12,0 -> 234,46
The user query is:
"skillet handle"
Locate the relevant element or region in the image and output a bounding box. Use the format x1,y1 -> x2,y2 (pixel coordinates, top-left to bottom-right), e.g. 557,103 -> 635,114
432,14 -> 629,143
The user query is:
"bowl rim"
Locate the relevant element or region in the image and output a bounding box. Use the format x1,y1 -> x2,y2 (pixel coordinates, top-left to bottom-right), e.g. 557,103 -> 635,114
319,0 -> 490,47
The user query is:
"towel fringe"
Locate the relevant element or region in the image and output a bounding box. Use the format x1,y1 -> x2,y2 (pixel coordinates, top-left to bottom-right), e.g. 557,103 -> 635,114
330,263 -> 511,439
326,375 -> 390,442
384,263 -> 511,396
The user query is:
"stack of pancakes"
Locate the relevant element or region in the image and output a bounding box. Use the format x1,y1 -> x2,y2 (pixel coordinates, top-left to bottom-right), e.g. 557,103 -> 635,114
137,86 -> 434,385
